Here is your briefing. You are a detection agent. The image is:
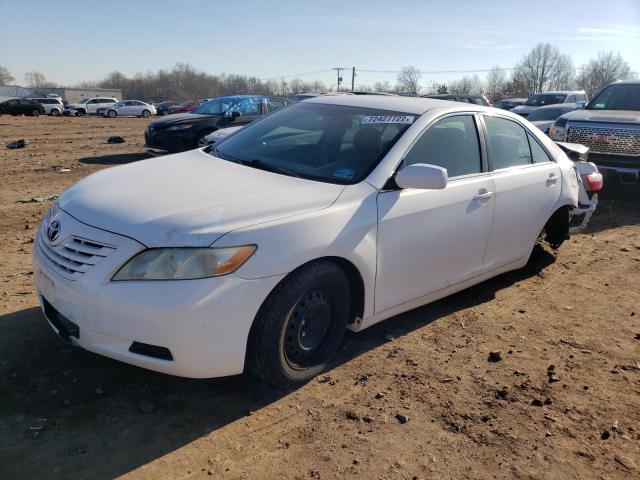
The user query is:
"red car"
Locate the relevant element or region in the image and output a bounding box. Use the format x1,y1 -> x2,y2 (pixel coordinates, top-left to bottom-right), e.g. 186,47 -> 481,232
168,99 -> 207,114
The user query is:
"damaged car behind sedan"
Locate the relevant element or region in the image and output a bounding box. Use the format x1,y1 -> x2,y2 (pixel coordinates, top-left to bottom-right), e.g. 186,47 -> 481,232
34,95 -> 600,386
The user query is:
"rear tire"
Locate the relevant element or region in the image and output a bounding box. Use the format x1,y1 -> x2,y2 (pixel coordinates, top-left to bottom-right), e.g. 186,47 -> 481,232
31,109 -> 40,117
141,109 -> 151,118
247,261 -> 351,387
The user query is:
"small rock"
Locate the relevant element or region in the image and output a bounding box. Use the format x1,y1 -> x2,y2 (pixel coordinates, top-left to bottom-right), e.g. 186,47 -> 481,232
352,459 -> 360,465
634,333 -> 640,340
345,410 -> 360,421
620,247 -> 630,252
363,415 -> 373,424
488,350 -> 502,362
601,430 -> 611,440
565,306 -> 573,310
395,413 -> 408,424
531,399 -> 544,407
614,454 -> 636,471
543,397 -> 552,405
384,332 -> 396,341
375,392 -> 385,399
317,375 -> 332,383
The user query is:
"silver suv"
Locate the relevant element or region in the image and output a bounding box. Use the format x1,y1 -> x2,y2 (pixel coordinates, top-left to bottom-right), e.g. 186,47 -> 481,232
28,97 -> 64,116
512,90 -> 588,117
66,97 -> 118,115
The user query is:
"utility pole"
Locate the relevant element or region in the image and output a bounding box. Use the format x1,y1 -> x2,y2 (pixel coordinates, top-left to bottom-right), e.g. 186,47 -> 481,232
351,67 -> 356,92
333,67 -> 343,92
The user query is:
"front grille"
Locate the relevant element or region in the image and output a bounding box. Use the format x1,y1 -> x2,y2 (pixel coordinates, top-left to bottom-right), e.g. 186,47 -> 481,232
36,228 -> 116,280
567,125 -> 640,156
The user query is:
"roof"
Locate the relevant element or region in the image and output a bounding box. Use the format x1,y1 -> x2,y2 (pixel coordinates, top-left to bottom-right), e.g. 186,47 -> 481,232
531,90 -> 585,95
307,94 -> 463,114
611,80 -> 640,85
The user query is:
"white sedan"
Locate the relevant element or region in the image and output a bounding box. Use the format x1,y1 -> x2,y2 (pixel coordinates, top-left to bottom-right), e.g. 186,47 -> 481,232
33,95 -> 601,386
98,100 -> 156,118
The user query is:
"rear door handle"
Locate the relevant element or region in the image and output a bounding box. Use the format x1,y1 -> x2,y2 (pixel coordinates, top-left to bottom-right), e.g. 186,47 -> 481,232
546,173 -> 558,185
473,191 -> 494,201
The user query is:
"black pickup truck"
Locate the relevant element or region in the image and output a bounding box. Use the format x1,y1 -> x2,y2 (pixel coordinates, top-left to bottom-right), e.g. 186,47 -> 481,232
549,80 -> 640,185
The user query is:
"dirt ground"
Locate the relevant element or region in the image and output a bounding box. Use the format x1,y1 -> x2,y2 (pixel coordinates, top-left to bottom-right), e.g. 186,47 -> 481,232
0,115 -> 639,480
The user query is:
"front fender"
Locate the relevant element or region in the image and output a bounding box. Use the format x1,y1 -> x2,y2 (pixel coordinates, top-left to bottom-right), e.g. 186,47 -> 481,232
212,182 -> 379,320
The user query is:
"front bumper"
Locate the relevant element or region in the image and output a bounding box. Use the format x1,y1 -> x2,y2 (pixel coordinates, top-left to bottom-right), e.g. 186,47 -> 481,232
588,153 -> 640,184
33,210 -> 284,378
144,128 -> 196,152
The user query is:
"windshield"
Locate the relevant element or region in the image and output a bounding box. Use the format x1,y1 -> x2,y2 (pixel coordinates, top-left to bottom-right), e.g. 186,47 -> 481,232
527,107 -> 569,121
193,96 -> 254,115
586,84 -> 640,111
525,93 -> 566,106
211,102 -> 414,184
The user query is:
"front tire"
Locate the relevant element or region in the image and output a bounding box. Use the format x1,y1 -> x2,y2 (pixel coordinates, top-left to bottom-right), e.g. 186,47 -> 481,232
31,109 -> 40,117
50,108 -> 61,116
107,110 -> 117,118
141,109 -> 151,118
247,261 -> 351,387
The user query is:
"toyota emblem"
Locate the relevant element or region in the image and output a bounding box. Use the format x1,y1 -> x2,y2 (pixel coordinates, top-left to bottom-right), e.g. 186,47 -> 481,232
47,218 -> 61,242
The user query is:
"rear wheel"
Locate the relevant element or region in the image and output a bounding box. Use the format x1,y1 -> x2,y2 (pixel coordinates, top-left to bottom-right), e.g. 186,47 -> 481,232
31,109 -> 40,117
247,261 -> 351,387
141,109 -> 151,118
107,110 -> 117,118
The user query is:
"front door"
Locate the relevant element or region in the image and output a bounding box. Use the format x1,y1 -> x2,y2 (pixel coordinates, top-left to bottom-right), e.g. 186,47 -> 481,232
375,114 -> 495,313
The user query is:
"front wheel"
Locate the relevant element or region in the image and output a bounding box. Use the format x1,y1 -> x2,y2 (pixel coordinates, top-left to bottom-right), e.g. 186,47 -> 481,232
107,110 -> 117,118
50,109 -> 61,116
247,261 -> 351,387
141,109 -> 151,118
196,132 -> 211,148
31,109 -> 40,117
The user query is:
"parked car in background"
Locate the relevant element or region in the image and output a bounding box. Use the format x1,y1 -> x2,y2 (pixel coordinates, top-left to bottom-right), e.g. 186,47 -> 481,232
168,99 -> 207,114
494,98 -> 526,111
202,125 -> 244,146
512,91 -> 587,118
65,97 -> 119,115
145,95 -> 290,152
421,94 -> 491,106
290,92 -> 323,102
0,98 -> 46,116
98,100 -> 156,118
27,97 -> 64,116
549,80 -> 640,184
155,101 -> 177,116
34,95 -> 600,386
526,103 -> 581,134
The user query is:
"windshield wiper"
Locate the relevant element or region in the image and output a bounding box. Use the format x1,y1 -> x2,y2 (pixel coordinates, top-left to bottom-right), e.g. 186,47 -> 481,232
240,159 -> 300,178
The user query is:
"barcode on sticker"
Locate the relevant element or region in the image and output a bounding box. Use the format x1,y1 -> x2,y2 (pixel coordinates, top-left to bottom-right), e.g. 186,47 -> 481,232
362,115 -> 414,124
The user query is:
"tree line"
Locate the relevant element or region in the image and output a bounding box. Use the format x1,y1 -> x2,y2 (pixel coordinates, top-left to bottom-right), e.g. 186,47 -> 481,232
0,43 -> 635,102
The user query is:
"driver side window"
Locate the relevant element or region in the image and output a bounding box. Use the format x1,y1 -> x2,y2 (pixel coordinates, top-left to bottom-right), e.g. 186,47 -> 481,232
403,115 -> 482,178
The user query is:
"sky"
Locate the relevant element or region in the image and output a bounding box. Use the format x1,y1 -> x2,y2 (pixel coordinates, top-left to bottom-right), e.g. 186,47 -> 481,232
1,0 -> 639,89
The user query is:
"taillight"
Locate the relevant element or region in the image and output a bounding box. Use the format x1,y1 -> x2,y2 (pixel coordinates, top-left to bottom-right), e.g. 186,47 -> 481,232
583,172 -> 603,192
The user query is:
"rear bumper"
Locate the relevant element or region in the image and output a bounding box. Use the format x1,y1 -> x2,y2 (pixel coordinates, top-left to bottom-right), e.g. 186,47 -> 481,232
569,193 -> 598,234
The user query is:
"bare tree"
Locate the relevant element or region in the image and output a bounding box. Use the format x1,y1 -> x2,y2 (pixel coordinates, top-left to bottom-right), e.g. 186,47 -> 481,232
485,66 -> 507,101
575,51 -> 634,97
514,43 -> 575,94
448,75 -> 484,95
24,71 -> 56,89
397,66 -> 421,95
0,66 -> 15,86
373,80 -> 394,93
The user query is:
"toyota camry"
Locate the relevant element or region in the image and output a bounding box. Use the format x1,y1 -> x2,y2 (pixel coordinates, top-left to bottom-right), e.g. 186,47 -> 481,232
33,95 -> 601,386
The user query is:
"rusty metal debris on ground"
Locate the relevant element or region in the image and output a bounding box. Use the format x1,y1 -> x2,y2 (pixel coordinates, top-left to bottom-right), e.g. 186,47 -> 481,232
7,139 -> 29,149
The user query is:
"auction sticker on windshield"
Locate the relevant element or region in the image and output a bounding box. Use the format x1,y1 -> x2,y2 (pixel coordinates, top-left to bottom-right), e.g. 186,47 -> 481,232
362,115 -> 414,124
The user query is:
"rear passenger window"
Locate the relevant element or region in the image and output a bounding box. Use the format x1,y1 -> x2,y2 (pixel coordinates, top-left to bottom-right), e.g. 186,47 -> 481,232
484,116 -> 532,170
404,115 -> 482,178
528,133 -> 551,163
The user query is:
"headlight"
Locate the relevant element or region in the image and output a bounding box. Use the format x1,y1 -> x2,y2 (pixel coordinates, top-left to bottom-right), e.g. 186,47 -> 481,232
548,126 -> 566,141
113,246 -> 256,281
167,124 -> 193,131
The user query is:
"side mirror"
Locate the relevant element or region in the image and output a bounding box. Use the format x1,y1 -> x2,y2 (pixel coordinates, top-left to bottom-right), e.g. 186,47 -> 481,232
395,163 -> 448,190
225,110 -> 241,119
575,101 -> 587,109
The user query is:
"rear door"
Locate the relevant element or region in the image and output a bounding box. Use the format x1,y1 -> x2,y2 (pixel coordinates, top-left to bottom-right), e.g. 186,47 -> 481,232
375,114 -> 495,312
481,114 -> 562,270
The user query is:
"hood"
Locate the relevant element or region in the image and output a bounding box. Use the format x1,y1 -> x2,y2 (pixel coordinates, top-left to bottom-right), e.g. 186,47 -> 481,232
149,112 -> 218,127
511,105 -> 537,115
59,150 -> 344,247
563,109 -> 640,125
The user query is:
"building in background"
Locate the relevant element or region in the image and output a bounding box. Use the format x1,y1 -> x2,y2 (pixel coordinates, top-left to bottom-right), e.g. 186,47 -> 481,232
0,86 -> 122,103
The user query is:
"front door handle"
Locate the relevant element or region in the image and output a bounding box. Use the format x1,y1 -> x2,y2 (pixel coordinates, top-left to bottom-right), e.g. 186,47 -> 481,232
546,173 -> 558,185
473,191 -> 494,201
